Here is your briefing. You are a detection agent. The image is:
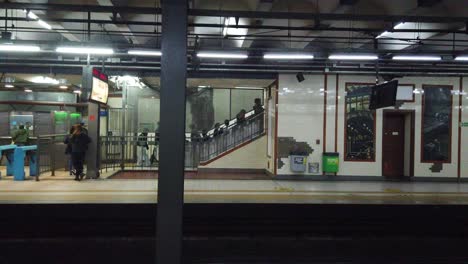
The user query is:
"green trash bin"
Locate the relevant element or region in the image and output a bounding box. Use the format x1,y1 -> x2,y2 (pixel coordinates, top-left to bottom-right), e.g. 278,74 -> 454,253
323,152 -> 339,173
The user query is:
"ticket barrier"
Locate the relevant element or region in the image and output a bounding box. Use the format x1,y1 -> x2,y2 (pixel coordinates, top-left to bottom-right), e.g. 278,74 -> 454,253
13,145 -> 38,181
0,145 -> 17,179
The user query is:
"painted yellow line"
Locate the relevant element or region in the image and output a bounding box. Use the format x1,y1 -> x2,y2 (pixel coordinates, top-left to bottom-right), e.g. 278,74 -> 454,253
0,189 -> 468,196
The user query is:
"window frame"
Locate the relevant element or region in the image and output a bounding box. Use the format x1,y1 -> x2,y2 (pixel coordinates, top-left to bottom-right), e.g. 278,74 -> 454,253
420,84 -> 453,164
344,82 -> 376,162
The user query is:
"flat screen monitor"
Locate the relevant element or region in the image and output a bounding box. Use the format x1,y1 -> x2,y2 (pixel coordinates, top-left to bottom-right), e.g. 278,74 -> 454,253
369,80 -> 399,110
90,68 -> 109,104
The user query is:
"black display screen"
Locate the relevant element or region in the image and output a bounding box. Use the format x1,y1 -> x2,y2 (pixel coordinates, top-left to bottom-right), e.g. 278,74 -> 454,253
369,80 -> 399,110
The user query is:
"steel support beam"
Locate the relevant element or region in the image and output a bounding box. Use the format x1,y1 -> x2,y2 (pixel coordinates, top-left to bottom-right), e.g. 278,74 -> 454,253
156,0 -> 187,263
1,17 -> 465,35
1,3 -> 468,23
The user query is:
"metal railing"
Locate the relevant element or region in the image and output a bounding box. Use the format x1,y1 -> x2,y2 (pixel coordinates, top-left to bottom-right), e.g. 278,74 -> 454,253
198,112 -> 264,162
98,112 -> 265,172
36,134 -> 68,176
99,135 -> 199,173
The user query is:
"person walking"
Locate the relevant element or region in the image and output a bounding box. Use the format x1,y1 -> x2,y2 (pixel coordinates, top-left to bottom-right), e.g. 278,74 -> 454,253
252,98 -> 264,133
65,124 -> 91,181
11,125 -> 29,146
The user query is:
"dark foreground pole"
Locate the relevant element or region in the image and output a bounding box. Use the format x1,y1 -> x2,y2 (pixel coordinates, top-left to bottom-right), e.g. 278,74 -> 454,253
156,0 -> 187,263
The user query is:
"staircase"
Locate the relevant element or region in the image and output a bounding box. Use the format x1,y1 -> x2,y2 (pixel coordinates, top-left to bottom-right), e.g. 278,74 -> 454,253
195,110 -> 265,165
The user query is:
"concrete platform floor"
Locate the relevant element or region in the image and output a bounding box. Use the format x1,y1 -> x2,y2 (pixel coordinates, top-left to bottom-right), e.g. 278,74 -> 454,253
1,168 -> 468,204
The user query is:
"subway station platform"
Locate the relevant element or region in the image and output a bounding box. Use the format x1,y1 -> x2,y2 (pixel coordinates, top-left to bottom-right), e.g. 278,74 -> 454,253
1,169 -> 468,204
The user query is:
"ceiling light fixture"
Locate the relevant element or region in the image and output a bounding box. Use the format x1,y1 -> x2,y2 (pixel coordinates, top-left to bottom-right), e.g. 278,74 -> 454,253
235,86 -> 264,89
197,52 -> 248,59
37,20 -> 52,30
59,85 -> 68,89
24,10 -> 38,20
392,55 -> 441,61
376,22 -> 405,39
4,84 -> 14,88
264,53 -> 314,60
128,49 -> 162,56
31,76 -> 59,84
24,89 -> 33,93
56,47 -> 114,55
73,90 -> 82,94
329,54 -> 378,60
223,17 -> 231,37
455,56 -> 468,61
0,44 -> 41,52
23,10 -> 52,30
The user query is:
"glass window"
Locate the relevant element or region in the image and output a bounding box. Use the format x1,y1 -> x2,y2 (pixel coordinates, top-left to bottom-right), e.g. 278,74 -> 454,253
421,85 -> 452,162
344,83 -> 375,161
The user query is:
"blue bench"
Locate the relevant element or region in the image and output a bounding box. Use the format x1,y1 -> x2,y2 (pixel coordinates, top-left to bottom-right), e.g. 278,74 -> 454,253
0,145 -> 17,178
13,145 -> 38,181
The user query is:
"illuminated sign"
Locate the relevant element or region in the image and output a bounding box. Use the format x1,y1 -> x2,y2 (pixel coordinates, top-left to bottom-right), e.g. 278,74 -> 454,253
90,68 -> 109,104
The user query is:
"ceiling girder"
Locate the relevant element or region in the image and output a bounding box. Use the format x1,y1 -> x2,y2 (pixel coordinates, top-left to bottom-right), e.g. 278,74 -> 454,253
1,3 -> 467,24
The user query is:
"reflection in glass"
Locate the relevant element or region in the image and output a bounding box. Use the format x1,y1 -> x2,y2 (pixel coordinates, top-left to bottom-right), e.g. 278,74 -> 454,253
422,86 -> 452,162
345,84 -> 375,161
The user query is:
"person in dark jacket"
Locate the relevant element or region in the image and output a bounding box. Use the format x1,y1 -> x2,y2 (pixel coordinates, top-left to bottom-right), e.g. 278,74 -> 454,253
65,124 -> 91,181
253,98 -> 264,115
236,109 -> 247,125
11,125 -> 29,146
252,98 -> 264,133
213,123 -> 222,137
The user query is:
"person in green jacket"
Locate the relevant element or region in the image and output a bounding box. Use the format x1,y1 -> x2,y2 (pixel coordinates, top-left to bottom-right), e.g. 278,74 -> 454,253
12,125 -> 29,146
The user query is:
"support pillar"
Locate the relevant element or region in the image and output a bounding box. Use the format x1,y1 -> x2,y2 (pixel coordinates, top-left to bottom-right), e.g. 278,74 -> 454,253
82,65 -> 100,179
156,0 -> 187,263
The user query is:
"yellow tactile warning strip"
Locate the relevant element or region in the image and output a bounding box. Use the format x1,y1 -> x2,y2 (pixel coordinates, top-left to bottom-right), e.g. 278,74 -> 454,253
0,189 -> 468,204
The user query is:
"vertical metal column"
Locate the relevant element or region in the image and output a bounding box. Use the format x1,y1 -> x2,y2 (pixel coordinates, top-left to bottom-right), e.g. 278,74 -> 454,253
82,66 -> 101,179
156,0 -> 187,263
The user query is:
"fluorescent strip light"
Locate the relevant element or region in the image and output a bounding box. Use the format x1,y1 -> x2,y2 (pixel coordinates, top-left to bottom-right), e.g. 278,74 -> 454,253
394,22 -> 405,29
376,31 -> 389,39
0,44 -> 41,52
198,86 -> 208,88
23,10 -> 38,20
376,22 -> 405,39
235,86 -> 264,89
5,84 -> 14,88
73,90 -> 82,94
197,52 -> 248,59
59,85 -> 68,89
24,89 -> 33,93
56,47 -> 114,55
128,50 -> 162,56
455,56 -> 468,61
31,76 -> 59,85
329,54 -> 378,60
223,17 -> 230,36
392,55 -> 441,61
37,19 -> 52,30
264,53 -> 314,60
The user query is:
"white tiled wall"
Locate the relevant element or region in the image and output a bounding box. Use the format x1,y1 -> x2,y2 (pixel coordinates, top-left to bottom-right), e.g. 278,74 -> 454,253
277,73 -> 465,178
277,74 -> 325,175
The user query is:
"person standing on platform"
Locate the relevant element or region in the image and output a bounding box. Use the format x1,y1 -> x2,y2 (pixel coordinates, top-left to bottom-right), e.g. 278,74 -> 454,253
80,121 -> 88,135
136,129 -> 149,166
66,124 -> 91,181
11,125 -> 29,146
